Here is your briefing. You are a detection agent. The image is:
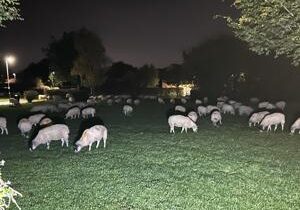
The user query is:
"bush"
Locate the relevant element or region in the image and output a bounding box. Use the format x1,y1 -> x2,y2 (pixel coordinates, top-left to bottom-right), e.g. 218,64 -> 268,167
0,160 -> 22,210
24,90 -> 39,103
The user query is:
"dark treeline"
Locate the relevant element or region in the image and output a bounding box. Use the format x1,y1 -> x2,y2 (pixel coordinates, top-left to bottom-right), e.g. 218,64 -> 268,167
15,29 -> 300,100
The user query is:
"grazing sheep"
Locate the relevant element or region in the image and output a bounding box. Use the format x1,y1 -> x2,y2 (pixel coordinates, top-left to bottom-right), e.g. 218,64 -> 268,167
238,105 -> 254,116
87,98 -> 97,105
114,98 -> 122,104
233,102 -> 242,110
175,105 -> 186,113
181,98 -> 187,104
65,107 -> 81,119
134,99 -> 141,105
221,104 -> 235,115
206,105 -> 219,115
290,118 -> 300,134
195,99 -> 202,105
81,107 -> 96,119
211,110 -> 222,127
260,113 -> 285,132
248,111 -> 270,127
250,97 -> 260,104
228,100 -> 237,105
123,105 -> 133,116
170,98 -> 175,104
275,101 -> 286,110
258,101 -> 269,109
107,99 -> 113,105
158,97 -> 165,104
28,113 -> 46,125
75,125 -> 108,152
217,96 -> 228,102
39,117 -> 52,126
217,101 -> 225,109
30,104 -> 59,113
197,106 -> 207,117
188,111 -> 198,122
30,124 -> 70,151
18,118 -> 33,136
168,115 -> 198,133
0,117 -> 8,135
266,103 -> 276,110
126,98 -> 133,104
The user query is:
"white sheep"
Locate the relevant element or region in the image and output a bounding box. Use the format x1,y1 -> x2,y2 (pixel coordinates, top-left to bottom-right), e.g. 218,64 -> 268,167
197,106 -> 207,117
221,104 -> 235,115
195,99 -> 202,105
168,115 -> 198,133
107,99 -> 113,105
248,111 -> 270,127
249,97 -> 260,104
30,124 -> 70,151
18,118 -> 32,136
39,117 -> 53,126
126,98 -> 133,104
228,100 -> 237,105
211,110 -> 222,127
134,99 -> 141,105
65,107 -> 81,119
175,105 -> 186,113
123,105 -> 133,116
187,111 -> 198,122
258,101 -> 269,109
75,125 -> 108,152
238,105 -> 254,116
114,98 -> 122,104
30,104 -> 58,113
275,101 -> 286,110
0,117 -> 8,135
206,105 -> 219,115
28,113 -> 46,125
158,97 -> 165,104
260,113 -> 285,132
290,118 -> 300,134
181,98 -> 187,104
266,103 -> 276,110
217,101 -> 225,109
170,98 -> 175,104
81,107 -> 96,119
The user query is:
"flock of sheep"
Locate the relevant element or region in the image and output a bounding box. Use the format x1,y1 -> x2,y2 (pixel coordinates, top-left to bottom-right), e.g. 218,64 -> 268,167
0,94 -> 299,152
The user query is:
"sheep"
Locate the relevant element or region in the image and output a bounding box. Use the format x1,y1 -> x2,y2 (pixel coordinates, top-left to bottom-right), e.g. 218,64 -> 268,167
18,118 -> 32,137
258,101 -> 269,109
65,107 -> 81,119
197,106 -> 207,117
168,115 -> 198,133
175,105 -> 186,113
30,104 -> 58,113
170,98 -> 175,104
75,125 -> 108,152
228,100 -> 237,105
158,97 -> 165,104
114,98 -> 122,104
195,99 -> 202,105
217,101 -> 225,109
107,99 -> 113,105
81,107 -> 96,119
211,110 -> 222,127
39,117 -> 53,126
126,98 -> 133,104
30,124 -> 70,151
28,113 -> 46,125
206,105 -> 219,115
259,113 -> 285,132
188,111 -> 198,122
0,117 -> 8,135
180,98 -> 187,104
250,97 -> 260,104
233,102 -> 242,110
275,101 -> 286,110
217,96 -> 228,102
123,105 -> 133,116
248,111 -> 270,127
221,104 -> 235,115
290,118 -> 300,134
134,99 -> 141,105
266,103 -> 276,110
238,105 -> 254,116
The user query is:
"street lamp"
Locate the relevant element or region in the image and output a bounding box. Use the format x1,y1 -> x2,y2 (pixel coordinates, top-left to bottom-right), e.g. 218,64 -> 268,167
4,55 -> 16,99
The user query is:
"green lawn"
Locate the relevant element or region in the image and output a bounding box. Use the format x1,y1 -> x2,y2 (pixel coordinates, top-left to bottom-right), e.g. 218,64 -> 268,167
0,101 -> 300,210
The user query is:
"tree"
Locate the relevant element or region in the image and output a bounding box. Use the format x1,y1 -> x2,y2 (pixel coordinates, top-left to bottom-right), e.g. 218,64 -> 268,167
137,64 -> 159,88
0,0 -> 22,27
71,28 -> 110,91
222,0 -> 300,66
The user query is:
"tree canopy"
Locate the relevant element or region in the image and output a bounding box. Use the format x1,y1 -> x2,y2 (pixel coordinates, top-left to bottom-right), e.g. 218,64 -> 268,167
223,0 -> 300,66
0,0 -> 22,27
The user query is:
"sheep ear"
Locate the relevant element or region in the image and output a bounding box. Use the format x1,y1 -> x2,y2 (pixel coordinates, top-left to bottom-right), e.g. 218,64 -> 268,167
82,130 -> 88,138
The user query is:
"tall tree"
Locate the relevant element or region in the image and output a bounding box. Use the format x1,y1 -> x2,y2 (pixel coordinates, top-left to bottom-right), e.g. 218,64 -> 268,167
0,0 -> 22,27
137,64 -> 159,88
222,0 -> 300,66
71,28 -> 110,90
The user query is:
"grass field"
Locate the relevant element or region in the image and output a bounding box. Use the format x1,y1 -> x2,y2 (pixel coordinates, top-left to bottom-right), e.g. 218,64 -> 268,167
0,101 -> 300,210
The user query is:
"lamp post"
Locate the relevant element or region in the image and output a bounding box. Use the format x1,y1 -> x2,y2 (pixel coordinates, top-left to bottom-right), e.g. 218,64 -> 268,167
4,56 -> 15,100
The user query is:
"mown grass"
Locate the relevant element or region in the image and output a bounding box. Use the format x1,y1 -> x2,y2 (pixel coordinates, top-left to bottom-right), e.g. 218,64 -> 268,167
0,101 -> 300,210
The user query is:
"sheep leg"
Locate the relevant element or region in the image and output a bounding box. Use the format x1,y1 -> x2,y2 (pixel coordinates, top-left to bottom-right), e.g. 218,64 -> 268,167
267,125 -> 271,132
65,140 -> 69,147
96,140 -> 100,148
281,123 -> 284,131
88,143 -> 92,151
61,139 -> 64,147
274,124 -> 278,131
181,127 -> 184,133
103,139 -> 106,148
46,142 -> 50,150
5,128 -> 8,135
185,127 -> 188,133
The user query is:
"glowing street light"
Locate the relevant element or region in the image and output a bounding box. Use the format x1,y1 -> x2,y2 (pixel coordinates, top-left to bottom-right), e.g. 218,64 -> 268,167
4,55 -> 16,99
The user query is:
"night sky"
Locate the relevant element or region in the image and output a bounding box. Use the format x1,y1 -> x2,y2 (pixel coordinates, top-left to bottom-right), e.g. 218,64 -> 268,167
0,0 -> 236,72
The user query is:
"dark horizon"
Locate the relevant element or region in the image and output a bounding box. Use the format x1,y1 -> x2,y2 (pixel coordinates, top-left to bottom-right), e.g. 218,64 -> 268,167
0,0 -> 236,72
